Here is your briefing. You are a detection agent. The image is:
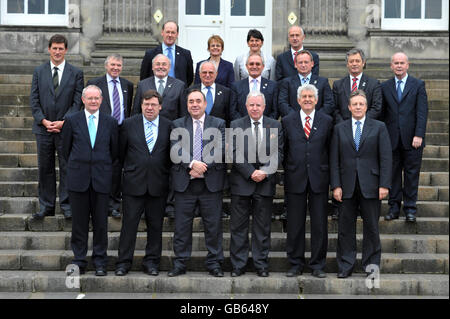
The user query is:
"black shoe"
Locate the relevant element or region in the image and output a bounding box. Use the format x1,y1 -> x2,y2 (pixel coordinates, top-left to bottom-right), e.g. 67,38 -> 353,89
384,212 -> 399,221
63,210 -> 72,220
286,267 -> 302,277
66,265 -> 85,275
209,268 -> 224,277
165,206 -> 175,219
95,268 -> 107,276
221,211 -> 228,218
168,267 -> 186,277
337,272 -> 351,279
231,268 -> 245,277
331,207 -> 339,220
31,210 -> 55,220
256,269 -> 269,277
405,213 -> 416,223
115,268 -> 128,276
311,269 -> 327,278
111,209 -> 121,219
143,266 -> 159,276
279,211 -> 287,221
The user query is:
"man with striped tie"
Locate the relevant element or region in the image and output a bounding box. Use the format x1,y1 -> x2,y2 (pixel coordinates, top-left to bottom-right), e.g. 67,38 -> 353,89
330,90 -> 392,278
62,85 -> 119,276
115,90 -> 172,277
87,54 -> 134,219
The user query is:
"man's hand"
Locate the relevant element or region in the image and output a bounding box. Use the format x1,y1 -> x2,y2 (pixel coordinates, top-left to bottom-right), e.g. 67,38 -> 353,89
191,160 -> 208,174
333,187 -> 343,202
379,187 -> 389,200
251,170 -> 267,183
42,119 -> 64,133
189,169 -> 203,179
412,136 -> 422,149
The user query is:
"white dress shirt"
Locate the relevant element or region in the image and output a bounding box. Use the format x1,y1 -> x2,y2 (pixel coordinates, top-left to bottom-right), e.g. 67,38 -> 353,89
352,116 -> 366,139
249,76 -> 262,92
300,109 -> 315,129
349,72 -> 363,90
50,60 -> 65,86
85,109 -> 99,131
154,76 -> 169,90
251,116 -> 264,141
162,42 -> 176,68
201,83 -> 216,104
106,73 -> 124,123
395,73 -> 408,93
298,72 -> 312,85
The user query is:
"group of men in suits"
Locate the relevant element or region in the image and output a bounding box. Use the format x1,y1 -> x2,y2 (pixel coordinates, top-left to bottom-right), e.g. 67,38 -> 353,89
30,26 -> 428,278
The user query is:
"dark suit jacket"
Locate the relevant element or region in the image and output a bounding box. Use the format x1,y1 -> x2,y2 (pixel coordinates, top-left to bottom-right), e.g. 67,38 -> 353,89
278,74 -> 335,117
381,75 -> 428,150
333,73 -> 382,123
171,114 -> 226,193
281,110 -> 333,194
230,77 -> 278,120
61,111 -> 119,194
229,115 -> 284,197
30,61 -> 84,135
140,44 -> 194,85
86,75 -> 134,119
119,114 -> 172,197
132,76 -> 186,120
275,49 -> 319,81
183,84 -> 231,125
194,58 -> 235,88
330,118 -> 392,199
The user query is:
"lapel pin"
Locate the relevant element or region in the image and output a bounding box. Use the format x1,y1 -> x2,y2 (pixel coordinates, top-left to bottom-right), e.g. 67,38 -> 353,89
313,80 -> 317,85
218,91 -> 222,95
177,52 -> 180,55
362,82 -> 366,87
313,127 -> 317,130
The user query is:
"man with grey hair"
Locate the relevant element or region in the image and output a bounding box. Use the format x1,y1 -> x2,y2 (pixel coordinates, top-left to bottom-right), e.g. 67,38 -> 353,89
281,84 -> 333,278
229,90 -> 284,277
87,53 -> 134,218
230,53 -> 278,120
331,48 -> 382,219
275,25 -> 320,81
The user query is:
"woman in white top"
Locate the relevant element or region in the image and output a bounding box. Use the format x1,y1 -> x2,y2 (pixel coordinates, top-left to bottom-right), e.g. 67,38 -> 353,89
233,29 -> 276,81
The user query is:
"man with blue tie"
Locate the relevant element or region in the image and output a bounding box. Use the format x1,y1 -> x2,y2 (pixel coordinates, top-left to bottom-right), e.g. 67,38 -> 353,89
62,85 -> 119,276
330,90 -> 392,278
115,90 -> 172,276
140,21 -> 194,86
278,50 -> 334,118
87,54 -> 134,218
381,52 -> 428,223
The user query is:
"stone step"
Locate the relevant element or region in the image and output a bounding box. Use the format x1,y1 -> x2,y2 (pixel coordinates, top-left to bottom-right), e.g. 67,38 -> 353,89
0,128 -> 33,141
0,231 -> 447,254
0,214 -> 448,235
423,145 -> 448,158
427,121 -> 449,133
0,105 -> 32,117
429,100 -> 450,110
0,117 -> 34,129
0,271 -> 447,296
429,110 -> 449,121
0,249 -> 447,274
421,158 -> 449,172
425,133 -> 449,146
0,141 -> 36,154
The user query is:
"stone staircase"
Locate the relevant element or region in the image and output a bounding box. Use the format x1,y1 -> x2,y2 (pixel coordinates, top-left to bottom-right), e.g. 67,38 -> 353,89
0,58 -> 448,299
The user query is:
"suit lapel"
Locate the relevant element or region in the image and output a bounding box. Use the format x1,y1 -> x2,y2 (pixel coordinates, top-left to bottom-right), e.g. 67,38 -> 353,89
94,112 -> 106,149
213,85 -> 223,113
101,76 -> 112,112
45,62 -> 56,96
308,111 -> 321,140
76,111 -> 91,147
343,75 -> 351,99
343,120 -> 356,151
387,78 -> 399,104
260,78 -> 269,92
120,78 -> 129,112
358,118 -> 373,150
133,114 -> 149,153
310,74 -> 319,87
359,74 -> 368,91
163,77 -> 175,97
400,76 -> 413,102
287,51 -> 295,69
57,63 -> 72,98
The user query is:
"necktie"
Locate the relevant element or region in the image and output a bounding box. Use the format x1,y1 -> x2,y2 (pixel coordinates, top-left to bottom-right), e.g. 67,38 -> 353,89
145,121 -> 154,153
293,51 -> 299,63
88,114 -> 96,148
53,67 -> 59,93
397,80 -> 403,101
167,47 -> 175,78
157,79 -> 165,95
351,77 -> 358,92
302,77 -> 309,85
354,121 -> 361,151
193,120 -> 202,161
112,80 -> 121,124
206,86 -> 213,114
251,79 -> 258,91
254,121 -> 260,165
304,116 -> 311,139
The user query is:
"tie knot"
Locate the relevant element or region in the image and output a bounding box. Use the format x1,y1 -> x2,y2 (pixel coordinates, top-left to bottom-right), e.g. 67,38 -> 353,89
398,80 -> 402,84
53,67 -> 59,71
353,77 -> 358,83
112,79 -> 118,83
356,120 -> 361,126
206,86 -> 211,91
89,114 -> 95,120
159,79 -> 164,84
306,116 -> 310,121
254,121 -> 260,127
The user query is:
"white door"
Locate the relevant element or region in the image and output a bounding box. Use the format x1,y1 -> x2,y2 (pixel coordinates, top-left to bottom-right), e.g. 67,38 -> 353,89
178,0 -> 272,66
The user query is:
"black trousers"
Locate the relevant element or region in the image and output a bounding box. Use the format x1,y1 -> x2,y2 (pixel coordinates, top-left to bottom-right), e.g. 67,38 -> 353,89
173,179 -> 223,271
69,184 -> 109,269
286,182 -> 328,271
230,193 -> 273,271
337,179 -> 381,274
35,133 -> 70,213
116,194 -> 165,270
109,162 -> 122,212
389,145 -> 423,215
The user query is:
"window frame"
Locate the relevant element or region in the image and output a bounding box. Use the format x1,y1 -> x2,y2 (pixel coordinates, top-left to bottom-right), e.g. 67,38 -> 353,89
0,0 -> 69,26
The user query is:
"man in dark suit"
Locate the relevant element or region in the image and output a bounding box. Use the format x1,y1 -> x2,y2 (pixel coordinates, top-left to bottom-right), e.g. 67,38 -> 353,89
115,90 -> 172,277
140,20 -> 194,86
86,53 -> 134,219
30,34 -> 84,220
229,91 -> 283,277
133,54 -> 186,120
168,89 -> 226,277
381,52 -> 428,223
333,48 -> 382,124
281,84 -> 333,278
185,60 -> 231,125
275,25 -> 319,81
330,90 -> 392,278
331,48 -> 382,219
278,50 -> 334,117
230,54 -> 278,120
62,85 -> 119,276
